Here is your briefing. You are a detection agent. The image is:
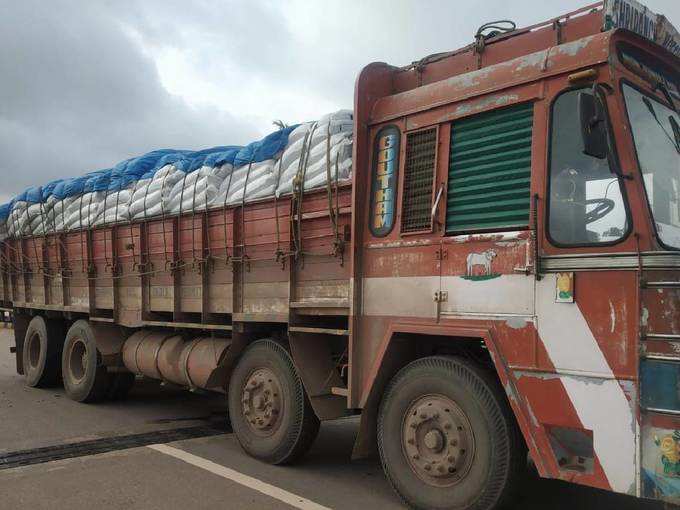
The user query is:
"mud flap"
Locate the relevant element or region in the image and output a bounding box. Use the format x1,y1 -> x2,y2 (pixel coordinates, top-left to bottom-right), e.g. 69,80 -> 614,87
13,313 -> 30,375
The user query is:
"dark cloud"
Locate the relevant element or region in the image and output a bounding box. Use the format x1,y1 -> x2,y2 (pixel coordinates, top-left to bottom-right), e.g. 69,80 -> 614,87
0,1 -> 259,202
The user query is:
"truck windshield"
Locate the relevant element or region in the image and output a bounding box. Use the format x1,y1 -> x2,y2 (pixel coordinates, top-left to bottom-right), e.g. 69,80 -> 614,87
623,84 -> 680,250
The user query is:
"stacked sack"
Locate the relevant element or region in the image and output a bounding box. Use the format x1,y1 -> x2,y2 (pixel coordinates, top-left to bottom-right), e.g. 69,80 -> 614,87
213,127 -> 298,206
0,110 -> 354,239
7,186 -> 45,238
276,110 -> 353,196
129,164 -> 186,220
213,160 -> 276,206
61,171 -> 111,231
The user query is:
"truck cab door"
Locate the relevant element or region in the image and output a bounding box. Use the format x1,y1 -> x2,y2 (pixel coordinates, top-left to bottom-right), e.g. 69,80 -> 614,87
438,102 -> 536,323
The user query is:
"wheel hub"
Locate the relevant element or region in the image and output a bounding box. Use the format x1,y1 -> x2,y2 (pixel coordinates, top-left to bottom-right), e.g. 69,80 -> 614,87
424,430 -> 444,452
68,338 -> 88,383
242,368 -> 282,436
402,394 -> 475,487
27,332 -> 41,369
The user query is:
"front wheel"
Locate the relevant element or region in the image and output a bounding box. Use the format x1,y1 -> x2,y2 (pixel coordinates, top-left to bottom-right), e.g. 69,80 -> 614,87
378,356 -> 525,510
228,339 -> 320,465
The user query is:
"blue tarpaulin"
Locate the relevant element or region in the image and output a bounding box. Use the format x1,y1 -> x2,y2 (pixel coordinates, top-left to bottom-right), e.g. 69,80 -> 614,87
53,176 -> 88,200
120,150 -> 177,187
41,179 -> 64,201
82,171 -> 109,194
187,146 -> 241,173
14,186 -> 43,204
204,147 -> 242,168
5,125 -> 299,212
0,203 -> 11,221
143,151 -> 194,178
233,126 -> 298,167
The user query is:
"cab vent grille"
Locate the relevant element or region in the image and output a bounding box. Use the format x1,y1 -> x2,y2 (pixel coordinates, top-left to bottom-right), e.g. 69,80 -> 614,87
401,128 -> 437,233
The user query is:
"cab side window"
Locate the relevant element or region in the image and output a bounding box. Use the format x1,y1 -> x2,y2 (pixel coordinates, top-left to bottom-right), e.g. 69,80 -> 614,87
548,89 -> 629,245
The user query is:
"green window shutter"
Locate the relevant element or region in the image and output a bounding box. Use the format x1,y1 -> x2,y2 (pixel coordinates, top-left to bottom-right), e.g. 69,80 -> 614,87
446,102 -> 533,233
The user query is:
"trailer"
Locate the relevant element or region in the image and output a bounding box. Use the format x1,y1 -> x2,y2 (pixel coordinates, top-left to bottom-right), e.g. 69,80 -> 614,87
2,1 -> 680,508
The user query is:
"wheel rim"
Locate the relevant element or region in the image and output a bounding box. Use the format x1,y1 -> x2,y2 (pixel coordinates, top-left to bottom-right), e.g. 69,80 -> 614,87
241,368 -> 283,437
68,337 -> 88,383
401,394 -> 476,488
26,332 -> 41,370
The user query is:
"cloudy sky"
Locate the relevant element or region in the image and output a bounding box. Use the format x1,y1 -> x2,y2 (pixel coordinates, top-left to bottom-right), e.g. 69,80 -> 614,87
1,0 -> 678,203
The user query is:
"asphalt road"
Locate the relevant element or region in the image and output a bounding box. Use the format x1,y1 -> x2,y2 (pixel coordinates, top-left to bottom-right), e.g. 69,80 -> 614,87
0,328 -> 668,509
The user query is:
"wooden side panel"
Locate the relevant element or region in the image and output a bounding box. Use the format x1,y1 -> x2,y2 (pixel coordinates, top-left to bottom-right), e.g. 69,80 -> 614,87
0,186 -> 352,328
293,190 -> 352,305
240,200 -> 291,317
65,231 -> 89,311
146,219 -> 175,313
205,208 -> 234,315
91,228 -> 114,311
178,216 -> 203,315
116,225 -> 142,326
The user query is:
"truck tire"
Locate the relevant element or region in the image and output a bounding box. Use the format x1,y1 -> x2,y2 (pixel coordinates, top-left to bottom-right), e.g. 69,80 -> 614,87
107,372 -> 136,400
228,339 -> 320,465
378,356 -> 525,510
23,316 -> 64,387
61,320 -> 112,403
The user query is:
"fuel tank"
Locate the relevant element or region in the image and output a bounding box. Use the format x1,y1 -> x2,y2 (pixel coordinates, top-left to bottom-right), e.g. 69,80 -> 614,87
121,330 -> 230,393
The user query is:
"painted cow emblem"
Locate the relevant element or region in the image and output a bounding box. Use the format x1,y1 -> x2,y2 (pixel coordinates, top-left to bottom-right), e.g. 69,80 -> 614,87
466,249 -> 497,277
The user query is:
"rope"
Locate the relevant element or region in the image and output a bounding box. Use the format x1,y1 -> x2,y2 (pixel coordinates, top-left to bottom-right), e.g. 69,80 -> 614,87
238,160 -> 254,267
273,157 -> 284,264
290,122 -> 318,260
221,163 -> 235,263
323,124 -> 343,259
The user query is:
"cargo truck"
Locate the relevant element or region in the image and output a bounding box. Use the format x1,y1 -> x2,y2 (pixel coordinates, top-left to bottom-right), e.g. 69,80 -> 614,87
2,1 -> 679,508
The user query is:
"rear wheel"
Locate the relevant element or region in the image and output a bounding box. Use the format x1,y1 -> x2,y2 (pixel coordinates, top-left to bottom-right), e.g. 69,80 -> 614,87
23,316 -> 64,387
228,339 -> 320,465
62,320 -> 111,403
378,356 -> 525,510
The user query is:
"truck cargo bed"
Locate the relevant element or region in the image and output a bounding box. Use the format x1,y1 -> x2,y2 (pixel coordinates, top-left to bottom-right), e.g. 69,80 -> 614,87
0,185 -> 352,329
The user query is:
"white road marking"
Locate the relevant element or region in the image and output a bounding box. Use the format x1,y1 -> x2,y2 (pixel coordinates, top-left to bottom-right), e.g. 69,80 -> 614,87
148,444 -> 332,510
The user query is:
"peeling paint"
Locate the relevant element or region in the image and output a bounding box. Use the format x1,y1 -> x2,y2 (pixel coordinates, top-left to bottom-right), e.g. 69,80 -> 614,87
506,316 -> 529,329
514,50 -> 548,72
609,300 -> 616,334
515,370 -> 609,386
524,400 -> 541,428
453,93 -> 520,118
504,381 -> 518,403
447,230 -> 526,244
641,307 -> 649,327
556,36 -> 594,57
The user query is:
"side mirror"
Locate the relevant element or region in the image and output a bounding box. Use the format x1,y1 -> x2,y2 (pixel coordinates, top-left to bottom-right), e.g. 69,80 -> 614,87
578,92 -> 608,159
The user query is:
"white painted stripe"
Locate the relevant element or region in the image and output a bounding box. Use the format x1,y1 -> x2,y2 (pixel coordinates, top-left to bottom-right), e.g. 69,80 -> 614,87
536,274 -> 636,495
560,377 -> 636,494
148,444 -> 331,510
